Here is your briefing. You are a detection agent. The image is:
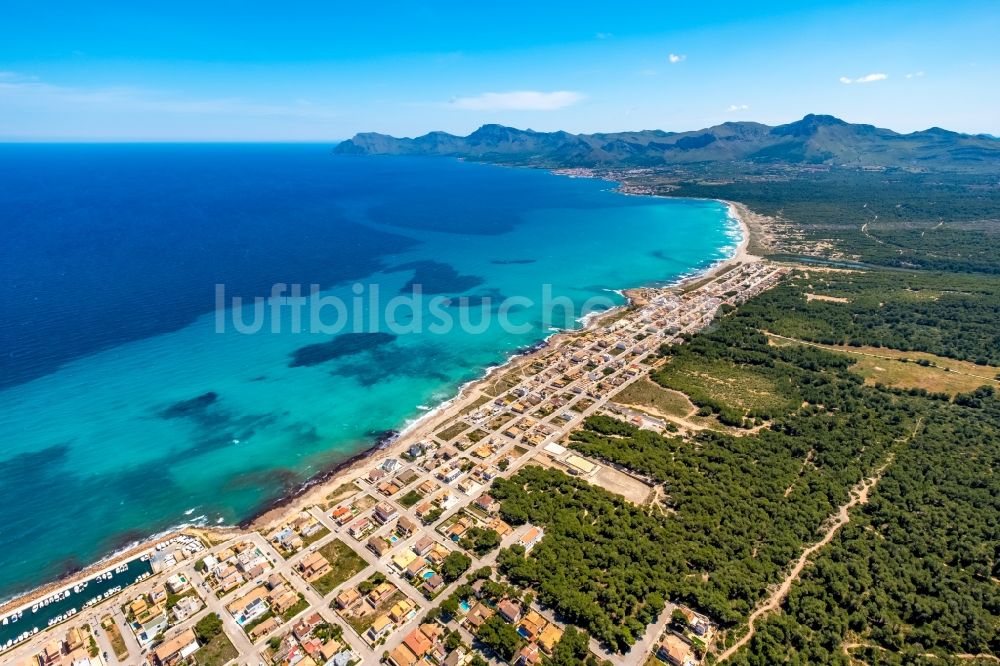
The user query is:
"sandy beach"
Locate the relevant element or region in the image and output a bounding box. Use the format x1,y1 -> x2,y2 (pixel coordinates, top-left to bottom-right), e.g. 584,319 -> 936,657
0,197 -> 755,617
246,197 -> 752,531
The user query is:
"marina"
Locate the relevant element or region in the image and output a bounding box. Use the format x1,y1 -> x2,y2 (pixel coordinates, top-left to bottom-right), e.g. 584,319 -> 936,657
0,554 -> 153,651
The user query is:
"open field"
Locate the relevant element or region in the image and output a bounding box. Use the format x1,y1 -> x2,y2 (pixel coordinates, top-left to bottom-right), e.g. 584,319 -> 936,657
313,539 -> 369,596
398,489 -> 422,508
848,356 -> 994,395
653,357 -> 797,415
435,421 -> 471,442
457,394 -> 492,416
612,378 -> 697,419
767,333 -> 999,395
325,483 -> 360,506
199,632 -> 238,666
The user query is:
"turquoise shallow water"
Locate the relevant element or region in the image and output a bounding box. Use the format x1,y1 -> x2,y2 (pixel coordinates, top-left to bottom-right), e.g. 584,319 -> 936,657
0,146 -> 738,601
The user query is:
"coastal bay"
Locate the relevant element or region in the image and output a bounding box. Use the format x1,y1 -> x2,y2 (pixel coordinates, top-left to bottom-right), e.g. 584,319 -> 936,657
0,145 -> 741,604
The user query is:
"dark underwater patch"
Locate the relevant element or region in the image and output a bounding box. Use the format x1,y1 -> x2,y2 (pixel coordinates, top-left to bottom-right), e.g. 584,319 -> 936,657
50,557 -> 85,579
181,410 -> 280,457
223,467 -> 302,495
289,332 -> 396,367
159,391 -> 219,419
333,342 -> 451,387
440,288 -> 508,308
649,249 -> 684,266
0,444 -> 72,489
156,391 -> 280,457
282,421 -> 322,446
490,258 -> 536,265
388,260 -> 484,294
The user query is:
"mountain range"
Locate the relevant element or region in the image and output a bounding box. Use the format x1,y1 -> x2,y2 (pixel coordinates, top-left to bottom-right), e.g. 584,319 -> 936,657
335,114 -> 1000,171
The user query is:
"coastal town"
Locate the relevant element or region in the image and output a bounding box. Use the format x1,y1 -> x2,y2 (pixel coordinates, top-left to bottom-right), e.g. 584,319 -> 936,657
1,257 -> 788,666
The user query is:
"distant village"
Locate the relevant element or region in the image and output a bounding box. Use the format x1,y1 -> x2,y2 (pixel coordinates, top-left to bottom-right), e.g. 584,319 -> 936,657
2,260 -> 786,666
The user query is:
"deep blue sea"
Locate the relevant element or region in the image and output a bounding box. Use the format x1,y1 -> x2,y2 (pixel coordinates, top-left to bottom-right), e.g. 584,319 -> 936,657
0,144 -> 739,602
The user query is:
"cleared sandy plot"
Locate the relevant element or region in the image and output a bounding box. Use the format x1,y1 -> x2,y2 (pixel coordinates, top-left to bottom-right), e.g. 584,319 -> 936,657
590,465 -> 654,505
325,482 -> 360,506
484,365 -> 533,397
805,293 -> 850,303
528,454 -> 652,505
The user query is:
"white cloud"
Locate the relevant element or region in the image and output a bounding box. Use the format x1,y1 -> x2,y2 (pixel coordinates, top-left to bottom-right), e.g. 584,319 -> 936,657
905,71 -> 925,79
668,53 -> 686,64
595,32 -> 613,40
839,72 -> 888,84
448,90 -> 584,111
726,104 -> 749,112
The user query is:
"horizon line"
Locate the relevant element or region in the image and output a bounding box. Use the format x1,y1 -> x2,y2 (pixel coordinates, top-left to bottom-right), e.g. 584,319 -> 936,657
2,115 -> 997,143
0,138 -> 349,144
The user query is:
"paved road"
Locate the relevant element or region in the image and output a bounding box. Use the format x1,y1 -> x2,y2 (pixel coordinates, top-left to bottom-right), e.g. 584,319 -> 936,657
92,625 -> 120,666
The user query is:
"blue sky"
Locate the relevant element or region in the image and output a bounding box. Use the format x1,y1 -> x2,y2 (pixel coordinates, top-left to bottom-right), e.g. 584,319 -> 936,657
1,0 -> 997,140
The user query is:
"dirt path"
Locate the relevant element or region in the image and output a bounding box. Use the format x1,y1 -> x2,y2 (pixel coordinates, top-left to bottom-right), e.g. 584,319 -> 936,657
715,434 -> 911,663
612,399 -> 770,438
930,655 -> 1000,663
783,449 -> 816,497
843,643 -> 1000,664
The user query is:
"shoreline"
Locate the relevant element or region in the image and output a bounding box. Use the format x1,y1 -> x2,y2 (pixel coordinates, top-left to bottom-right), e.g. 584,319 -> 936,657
671,200 -> 756,287
0,194 -> 753,618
